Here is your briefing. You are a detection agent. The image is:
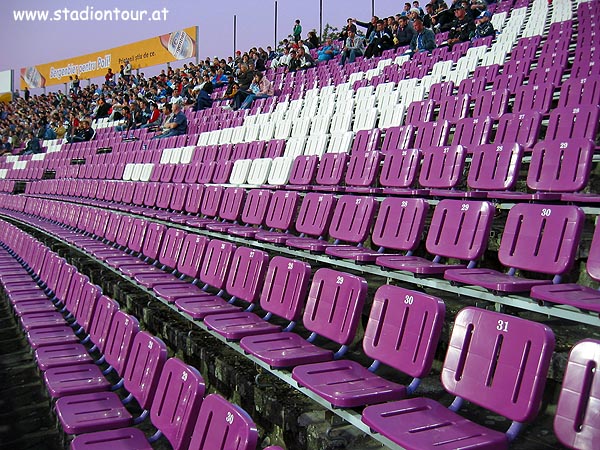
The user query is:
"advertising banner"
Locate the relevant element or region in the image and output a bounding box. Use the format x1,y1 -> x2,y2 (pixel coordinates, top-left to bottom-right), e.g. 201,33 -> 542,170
20,26 -> 197,88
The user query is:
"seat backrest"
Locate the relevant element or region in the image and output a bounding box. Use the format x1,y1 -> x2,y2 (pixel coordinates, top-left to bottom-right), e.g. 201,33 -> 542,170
494,111 -> 542,148
188,394 -> 258,450
218,187 -> 246,222
264,139 -> 286,159
473,88 -> 510,120
328,195 -> 376,244
467,143 -> 523,191
351,129 -> 381,153
302,268 -> 367,345
527,138 -> 594,193
295,192 -> 336,236
288,155 -> 319,187
452,116 -> 493,149
200,185 -> 224,218
103,311 -> 140,376
259,256 -> 311,321
176,233 -> 208,279
404,99 -> 436,125
498,203 -> 584,274
264,190 -> 299,231
380,125 -> 416,153
315,152 -> 348,187
545,105 -> 600,141
199,239 -> 236,289
240,189 -> 271,226
587,223 -> 600,282
513,83 -> 555,115
157,227 -> 186,268
225,246 -> 269,303
150,358 -> 205,450
418,145 -> 466,189
414,120 -> 450,149
126,218 -> 148,253
437,94 -> 470,123
442,307 -> 555,423
558,75 -> 600,108
379,149 -> 421,189
169,183 -> 188,212
554,339 -> 600,449
426,200 -> 494,261
88,295 -> 119,354
365,285 -> 445,378
212,160 -> 234,184
344,151 -> 382,188
123,332 -> 168,409
141,222 -> 166,259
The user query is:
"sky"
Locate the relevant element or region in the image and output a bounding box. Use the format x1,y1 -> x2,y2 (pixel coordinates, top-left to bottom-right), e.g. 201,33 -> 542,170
0,0 -> 410,92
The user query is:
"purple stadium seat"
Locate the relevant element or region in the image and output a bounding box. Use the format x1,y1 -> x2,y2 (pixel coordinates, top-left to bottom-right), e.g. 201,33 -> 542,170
287,155 -> 319,191
204,187 -> 247,233
428,81 -> 455,102
512,83 -> 555,115
314,152 -> 348,191
377,200 -> 493,274
187,394 -> 259,450
174,246 -> 268,319
437,95 -> 470,124
256,192 -> 335,245
444,203 -> 585,293
545,105 -> 600,141
292,285 -> 445,408
343,151 -> 383,193
212,159 -> 234,184
418,145 -> 467,196
404,99 -> 436,125
451,116 -> 493,150
558,75 -> 600,108
185,185 -> 224,227
362,307 -> 555,450
286,195 -> 375,253
492,138 -> 595,201
155,238 -> 235,308
203,256 -> 311,341
472,88 -> 510,120
226,189 -> 272,237
414,120 -> 450,150
70,358 -> 205,450
351,129 -> 381,153
380,125 -> 416,153
43,311 -> 140,398
531,223 -> 600,314
456,77 -> 487,97
54,332 -> 168,435
379,149 -> 425,195
492,72 -> 524,93
554,339 -> 600,450
325,197 -> 428,263
527,66 -> 563,88
464,143 -> 523,196
494,111 -> 542,150
239,268 -> 367,367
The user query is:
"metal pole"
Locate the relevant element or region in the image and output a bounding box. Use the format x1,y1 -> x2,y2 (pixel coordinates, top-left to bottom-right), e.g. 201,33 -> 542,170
372,0 -> 375,17
319,0 -> 323,42
274,1 -> 278,49
233,15 -> 237,58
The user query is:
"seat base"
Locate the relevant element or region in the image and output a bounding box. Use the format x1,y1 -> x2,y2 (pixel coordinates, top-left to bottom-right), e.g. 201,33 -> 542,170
70,427 -> 151,450
204,312 -> 281,341
531,284 -> 600,314
443,268 -> 551,293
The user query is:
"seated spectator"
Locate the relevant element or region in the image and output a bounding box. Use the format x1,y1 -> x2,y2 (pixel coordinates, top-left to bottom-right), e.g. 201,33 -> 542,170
305,31 -> 320,49
115,106 -> 136,133
395,16 -> 415,47
471,10 -> 495,41
364,19 -> 393,58
239,72 -> 274,110
444,5 -> 475,48
194,84 -> 213,111
432,3 -> 455,32
423,3 -> 435,28
317,38 -> 340,62
67,119 -> 94,143
21,132 -> 41,155
94,97 -> 111,119
340,29 -> 365,65
408,17 -> 437,54
152,103 -> 187,139
288,47 -> 315,71
271,47 -> 292,68
141,102 -> 161,129
0,135 -> 12,155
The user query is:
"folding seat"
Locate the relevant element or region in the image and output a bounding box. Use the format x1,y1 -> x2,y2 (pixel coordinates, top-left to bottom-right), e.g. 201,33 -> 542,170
286,155 -> 319,191
451,116 -> 493,150
185,186 -> 240,229
494,111 -> 542,150
103,220 -> 164,270
472,88 -> 510,120
380,124 -> 415,153
428,81 -> 455,102
264,138 -> 286,158
553,339 -> 600,450
362,307 -> 555,450
492,72 -> 525,92
231,142 -> 250,161
417,145 -> 467,196
229,159 -> 252,185
256,192 -> 334,245
378,149 -> 423,196
342,151 -> 383,193
245,158 -> 272,186
266,156 -> 294,187
404,99 -> 436,125
557,75 -> 600,108
282,136 -> 307,159
437,94 -> 470,124
445,203 -> 585,294
172,246 -> 269,320
293,285 -> 444,407
414,120 -> 450,150
349,129 -> 380,154
376,199 -> 493,275
54,332 -> 168,435
303,134 -> 329,158
211,159 -> 235,184
353,108 -> 378,132
492,138 -> 595,201
377,103 -> 407,129
327,131 -> 353,153
246,140 -> 266,159
314,152 -> 348,191
512,83 -> 554,115
43,310 -> 139,398
286,195 -> 375,253
69,358 -> 205,450
236,267 -> 365,366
